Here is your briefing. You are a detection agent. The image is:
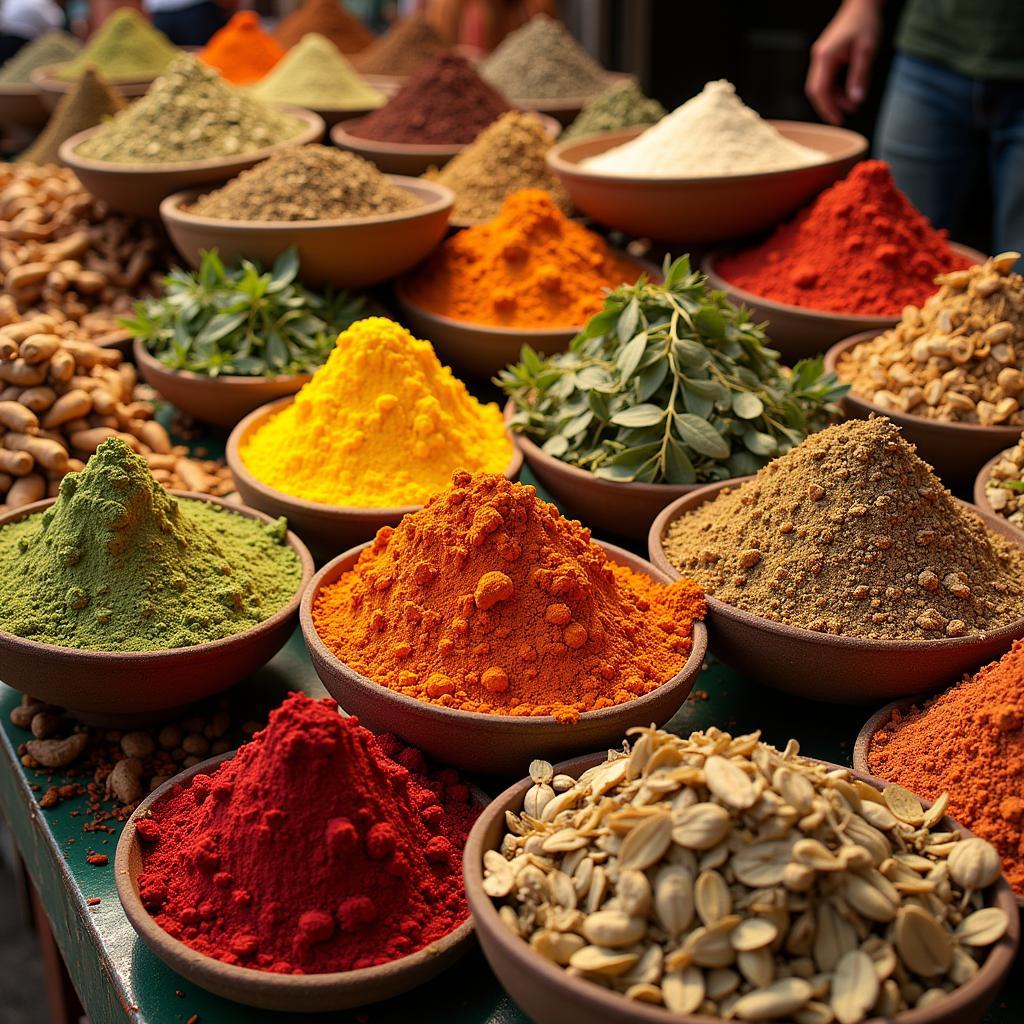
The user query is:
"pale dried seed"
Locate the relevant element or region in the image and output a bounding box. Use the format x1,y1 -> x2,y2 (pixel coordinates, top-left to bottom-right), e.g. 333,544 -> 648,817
860,802 -> 899,831
552,774 -> 575,793
949,946 -> 980,985
547,870 -> 577,910
586,865 -> 608,914
541,829 -> 588,853
624,982 -> 662,1003
530,929 -> 585,964
540,787 -> 584,823
860,937 -> 897,980
920,791 -> 950,830
524,783 -> 555,819
706,967 -> 740,1000
730,916 -> 778,951
955,907 -> 1009,946
732,977 -> 813,1021
774,766 -> 816,813
947,837 -> 1002,891
618,812 -> 673,870
875,978 -> 901,1016
737,946 -> 775,988
793,838 -> 842,871
568,945 -> 640,976
483,850 -> 514,897
705,755 -> 757,809
498,905 -> 520,934
661,967 -> 704,1014
654,864 -> 694,937
842,872 -> 898,923
732,839 -> 795,887
582,910 -> 646,948
894,905 -> 953,977
671,801 -> 732,850
616,868 -> 651,917
695,869 -> 732,925
831,950 -> 879,1024
814,901 -> 858,972
883,784 -> 924,825
619,944 -> 663,986
686,916 -> 741,968
794,1000 -> 836,1024
529,759 -> 554,785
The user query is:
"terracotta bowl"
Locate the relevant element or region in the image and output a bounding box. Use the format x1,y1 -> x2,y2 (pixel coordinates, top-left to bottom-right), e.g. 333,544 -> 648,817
115,751 -> 480,1011
464,750 -> 1020,1024
546,121 -> 867,244
58,106 -> 325,219
648,478 -> 1024,702
0,83 -> 49,127
160,177 -> 452,289
506,72 -> 634,127
226,395 -> 524,563
133,338 -> 310,430
825,331 -> 1022,488
301,540 -> 708,775
974,446 -> 1024,531
703,244 -> 985,362
32,64 -> 154,111
0,493 -> 313,723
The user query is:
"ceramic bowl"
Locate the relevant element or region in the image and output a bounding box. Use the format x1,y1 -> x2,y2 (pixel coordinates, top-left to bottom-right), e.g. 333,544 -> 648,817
301,540 -> 708,775
133,338 -> 310,430
32,64 -> 153,111
115,751 -> 479,1011
648,478 -> 1024,702
226,395 -> 524,563
702,244 -> 985,362
546,121 -> 867,243
160,176 -> 452,289
0,83 -> 49,127
974,446 -> 1024,531
0,493 -> 313,724
58,106 -> 325,219
464,750 -> 1020,1024
825,331 -> 1022,488
508,72 -> 634,126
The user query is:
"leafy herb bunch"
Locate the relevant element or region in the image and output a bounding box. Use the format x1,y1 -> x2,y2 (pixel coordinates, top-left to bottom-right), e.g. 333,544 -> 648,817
123,248 -> 366,378
499,256 -> 848,484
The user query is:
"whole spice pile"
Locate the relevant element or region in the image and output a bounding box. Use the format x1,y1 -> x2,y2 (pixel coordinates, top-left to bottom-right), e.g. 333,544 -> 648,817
248,32 -> 384,112
0,438 -> 301,651
584,80 -> 823,178
562,80 -> 666,141
138,692 -> 477,973
0,31 -> 80,84
717,161 -> 972,315
836,253 -> 1024,424
500,256 -> 846,484
76,56 -> 304,164
405,189 -> 640,327
188,146 -> 415,221
661,416 -> 1024,639
983,434 -> 1024,526
427,111 -> 570,224
55,9 -> 179,83
199,11 -> 283,85
486,726 -> 1010,1021
240,317 -> 512,507
312,470 -> 704,721
274,0 -> 374,54
480,14 -> 605,101
349,52 -> 509,145
869,639 -> 1024,894
353,13 -> 445,77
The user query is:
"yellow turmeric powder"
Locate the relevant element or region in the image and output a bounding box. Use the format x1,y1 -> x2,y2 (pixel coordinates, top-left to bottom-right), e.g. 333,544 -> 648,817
239,317 -> 513,508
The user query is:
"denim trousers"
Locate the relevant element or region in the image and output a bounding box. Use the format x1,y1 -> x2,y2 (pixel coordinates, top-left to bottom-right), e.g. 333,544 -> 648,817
151,1 -> 227,47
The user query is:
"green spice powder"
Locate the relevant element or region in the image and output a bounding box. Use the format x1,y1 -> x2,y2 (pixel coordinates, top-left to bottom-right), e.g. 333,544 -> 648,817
0,439 -> 302,652
562,81 -> 666,141
0,31 -> 81,85
56,8 -> 179,82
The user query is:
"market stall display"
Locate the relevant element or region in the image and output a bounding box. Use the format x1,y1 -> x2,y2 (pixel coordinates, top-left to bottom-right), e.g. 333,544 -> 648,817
352,13 -> 446,81
274,0 -> 375,54
0,32 -> 80,127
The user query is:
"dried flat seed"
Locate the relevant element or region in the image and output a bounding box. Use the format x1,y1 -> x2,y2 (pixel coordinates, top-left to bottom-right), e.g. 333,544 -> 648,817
547,870 -> 577,910
920,791 -> 950,830
737,946 -> 775,988
541,829 -> 588,853
705,755 -> 758,809
706,967 -> 741,1000
947,837 -> 1002,891
731,916 -> 778,951
482,850 -> 514,897
732,977 -> 813,1021
569,945 -> 640,976
624,982 -> 662,1003
530,929 -> 585,964
524,783 -> 555,818
732,839 -> 794,887
686,917 -> 741,968
793,838 -> 843,872
956,907 -> 1009,947
794,1000 -> 836,1024
672,801 -> 732,850
883,784 -> 924,825
860,801 -> 899,831
774,766 -> 816,813
695,869 -> 732,925
813,901 -> 858,972
529,759 -> 554,784
894,905 -> 953,977
619,812 -> 673,870
661,967 -> 704,1014
617,868 -> 652,917
841,872 -> 898,923
581,910 -> 646,948
654,864 -> 694,937
831,950 -> 879,1024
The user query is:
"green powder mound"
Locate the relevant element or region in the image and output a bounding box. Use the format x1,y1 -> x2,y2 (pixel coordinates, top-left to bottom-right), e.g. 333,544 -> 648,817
0,31 -> 81,85
0,439 -> 302,652
248,32 -> 384,111
56,8 -> 179,82
562,81 -> 666,141
76,55 -> 305,164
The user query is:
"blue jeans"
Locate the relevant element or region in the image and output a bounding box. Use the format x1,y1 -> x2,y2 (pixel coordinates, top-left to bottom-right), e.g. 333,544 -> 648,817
876,53 -> 1024,260
151,1 -> 227,47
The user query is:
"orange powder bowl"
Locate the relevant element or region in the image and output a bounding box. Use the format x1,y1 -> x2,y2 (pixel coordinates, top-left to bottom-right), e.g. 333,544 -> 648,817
300,539 -> 708,776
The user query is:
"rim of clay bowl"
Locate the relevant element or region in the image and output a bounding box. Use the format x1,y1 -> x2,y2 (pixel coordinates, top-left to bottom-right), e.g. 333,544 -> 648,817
974,446 -> 1024,522
31,63 -> 158,91
0,80 -> 47,97
464,750 -> 1021,1024
0,491 -> 313,662
648,476 -> 1024,654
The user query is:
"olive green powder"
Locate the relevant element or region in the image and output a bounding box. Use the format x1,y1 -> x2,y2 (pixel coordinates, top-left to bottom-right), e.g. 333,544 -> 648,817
562,81 -> 666,141
0,439 -> 301,652
0,31 -> 81,85
56,8 -> 179,82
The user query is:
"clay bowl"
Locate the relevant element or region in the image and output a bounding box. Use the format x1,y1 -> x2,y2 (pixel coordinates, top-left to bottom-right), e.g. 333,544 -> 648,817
58,106 -> 324,219
974,446 -> 1024,530
465,750 -> 1020,1024
133,338 -> 310,430
648,478 -> 1024,702
116,751 -> 479,1011
226,395 -> 523,563
702,244 -> 985,362
301,540 -> 708,775
0,493 -> 313,723
160,176 -> 452,289
32,64 -> 155,111
825,331 -> 1022,488
0,83 -> 49,127
507,71 -> 634,127
546,121 -> 867,244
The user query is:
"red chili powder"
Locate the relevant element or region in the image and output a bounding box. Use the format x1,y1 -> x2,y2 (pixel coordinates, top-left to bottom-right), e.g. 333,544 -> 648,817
716,160 -> 972,316
136,693 -> 477,974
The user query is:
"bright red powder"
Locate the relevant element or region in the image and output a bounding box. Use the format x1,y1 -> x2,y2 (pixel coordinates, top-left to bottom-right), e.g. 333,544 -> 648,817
136,693 -> 477,974
716,160 -> 972,316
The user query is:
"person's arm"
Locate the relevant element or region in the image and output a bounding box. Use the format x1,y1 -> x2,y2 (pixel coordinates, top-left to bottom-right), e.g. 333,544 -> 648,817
805,0 -> 884,125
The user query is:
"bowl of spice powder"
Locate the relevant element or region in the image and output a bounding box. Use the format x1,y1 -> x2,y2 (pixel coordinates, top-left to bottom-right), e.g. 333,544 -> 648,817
116,692 -> 483,1010
649,416 -> 1024,702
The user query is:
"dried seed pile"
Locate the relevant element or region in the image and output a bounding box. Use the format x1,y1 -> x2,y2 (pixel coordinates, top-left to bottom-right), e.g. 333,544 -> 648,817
660,416 -> 1024,639
485,726 -> 1010,1022
983,434 -> 1024,526
837,254 -> 1024,426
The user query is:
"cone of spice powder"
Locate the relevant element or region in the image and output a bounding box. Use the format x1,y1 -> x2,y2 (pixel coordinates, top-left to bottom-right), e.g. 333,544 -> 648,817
0,31 -> 80,84
275,0 -> 375,54
55,8 -> 179,82
352,13 -> 445,77
199,11 -> 284,85
562,80 -> 666,140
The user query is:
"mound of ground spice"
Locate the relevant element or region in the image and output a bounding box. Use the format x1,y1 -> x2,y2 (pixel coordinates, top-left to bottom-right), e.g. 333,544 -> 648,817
137,692 -> 477,973
0,31 -> 80,84
404,189 -> 641,327
352,13 -> 445,77
199,11 -> 283,85
716,160 -> 972,315
349,52 -> 509,145
562,80 -> 666,141
661,416 -> 1024,639
868,639 -> 1024,893
56,8 -> 179,82
312,470 -> 705,722
274,0 -> 374,54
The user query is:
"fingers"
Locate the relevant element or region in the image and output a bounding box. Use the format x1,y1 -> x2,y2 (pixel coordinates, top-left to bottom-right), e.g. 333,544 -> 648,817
805,43 -> 847,125
844,37 -> 877,109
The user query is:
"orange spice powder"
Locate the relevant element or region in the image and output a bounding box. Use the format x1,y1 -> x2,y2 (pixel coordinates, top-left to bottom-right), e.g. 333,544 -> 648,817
199,12 -> 284,85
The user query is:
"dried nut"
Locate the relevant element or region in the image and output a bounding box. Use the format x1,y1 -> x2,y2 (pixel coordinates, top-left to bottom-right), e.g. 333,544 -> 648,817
955,907 -> 1009,947
528,759 -> 553,785
120,730 -> 156,759
947,837 -> 1002,891
107,757 -> 143,804
26,732 -> 87,768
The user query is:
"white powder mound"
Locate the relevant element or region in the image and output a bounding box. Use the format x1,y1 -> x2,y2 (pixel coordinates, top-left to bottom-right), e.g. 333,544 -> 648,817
582,80 -> 826,178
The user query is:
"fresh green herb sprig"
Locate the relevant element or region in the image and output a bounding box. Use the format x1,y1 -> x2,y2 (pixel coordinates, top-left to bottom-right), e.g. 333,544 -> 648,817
122,248 -> 366,378
498,255 -> 849,485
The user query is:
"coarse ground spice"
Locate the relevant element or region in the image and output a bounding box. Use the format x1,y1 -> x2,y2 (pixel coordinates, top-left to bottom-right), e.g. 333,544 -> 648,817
137,692 -> 477,973
189,146 -> 415,221
349,52 -> 509,145
274,0 -> 375,55
312,470 -> 705,722
868,639 -> 1024,894
352,13 -> 445,77
0,31 -> 80,84
716,161 -> 972,315
0,438 -> 301,652
404,189 -> 641,327
240,317 -> 512,507
199,11 -> 283,86
426,111 -> 570,224
56,9 -> 179,83
661,416 -> 1024,640
561,80 -> 666,141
